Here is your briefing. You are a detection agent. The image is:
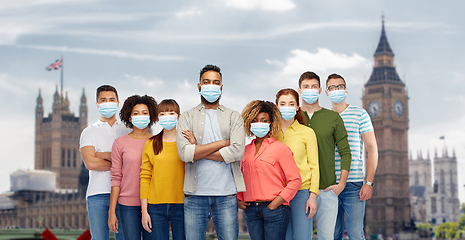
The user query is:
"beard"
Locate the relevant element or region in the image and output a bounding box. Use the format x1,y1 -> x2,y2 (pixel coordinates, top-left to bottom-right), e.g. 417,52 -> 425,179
200,95 -> 221,106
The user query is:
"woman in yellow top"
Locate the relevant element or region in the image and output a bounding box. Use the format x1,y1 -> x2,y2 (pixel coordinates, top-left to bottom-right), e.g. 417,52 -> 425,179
275,88 -> 319,240
140,99 -> 194,240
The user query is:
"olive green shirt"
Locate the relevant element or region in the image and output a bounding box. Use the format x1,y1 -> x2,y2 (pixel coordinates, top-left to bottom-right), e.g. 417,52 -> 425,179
304,108 -> 351,189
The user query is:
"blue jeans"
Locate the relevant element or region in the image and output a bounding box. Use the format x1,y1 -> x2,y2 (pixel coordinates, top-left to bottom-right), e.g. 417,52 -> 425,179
334,182 -> 366,240
315,190 -> 338,240
119,204 -> 150,240
184,194 -> 238,240
244,202 -> 290,240
285,190 -> 313,240
87,194 -> 125,240
147,203 -> 185,240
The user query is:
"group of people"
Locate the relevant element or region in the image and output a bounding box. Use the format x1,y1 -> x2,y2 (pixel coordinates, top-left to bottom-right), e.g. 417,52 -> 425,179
79,64 -> 378,240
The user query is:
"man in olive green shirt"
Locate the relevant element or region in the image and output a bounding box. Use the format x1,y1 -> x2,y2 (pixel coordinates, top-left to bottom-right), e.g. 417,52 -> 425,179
298,71 -> 351,240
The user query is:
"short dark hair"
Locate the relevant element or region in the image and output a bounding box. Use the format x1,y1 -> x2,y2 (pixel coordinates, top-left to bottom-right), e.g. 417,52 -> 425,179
326,73 -> 346,87
119,95 -> 158,129
96,85 -> 118,101
199,64 -> 222,82
298,71 -> 320,88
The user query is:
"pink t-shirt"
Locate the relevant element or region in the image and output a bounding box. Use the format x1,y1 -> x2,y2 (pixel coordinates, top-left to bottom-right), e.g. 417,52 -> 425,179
111,134 -> 149,206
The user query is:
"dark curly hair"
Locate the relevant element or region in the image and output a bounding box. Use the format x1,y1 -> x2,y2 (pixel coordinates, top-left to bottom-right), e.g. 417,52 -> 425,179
241,100 -> 282,138
119,95 -> 158,129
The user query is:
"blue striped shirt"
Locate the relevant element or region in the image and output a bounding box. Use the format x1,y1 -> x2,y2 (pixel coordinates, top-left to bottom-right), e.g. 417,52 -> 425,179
335,105 -> 373,182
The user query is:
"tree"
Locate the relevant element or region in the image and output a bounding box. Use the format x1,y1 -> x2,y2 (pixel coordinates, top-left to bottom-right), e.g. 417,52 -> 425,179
459,214 -> 465,229
435,222 -> 460,239
417,223 -> 432,238
462,203 -> 465,214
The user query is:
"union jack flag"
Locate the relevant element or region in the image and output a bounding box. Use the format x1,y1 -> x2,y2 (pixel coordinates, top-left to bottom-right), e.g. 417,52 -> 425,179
46,59 -> 62,71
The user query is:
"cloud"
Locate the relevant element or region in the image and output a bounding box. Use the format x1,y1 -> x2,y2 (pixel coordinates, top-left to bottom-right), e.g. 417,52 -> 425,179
124,74 -> 165,87
223,0 -> 295,11
268,48 -> 371,76
0,0 -> 93,11
17,45 -> 185,61
175,10 -> 202,18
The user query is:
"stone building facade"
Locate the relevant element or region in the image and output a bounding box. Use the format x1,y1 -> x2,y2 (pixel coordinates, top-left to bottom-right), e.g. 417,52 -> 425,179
0,87 -> 89,229
35,87 -> 88,189
409,148 -> 460,226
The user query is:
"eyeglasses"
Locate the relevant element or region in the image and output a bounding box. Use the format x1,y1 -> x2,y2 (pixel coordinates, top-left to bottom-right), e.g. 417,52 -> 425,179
327,84 -> 346,91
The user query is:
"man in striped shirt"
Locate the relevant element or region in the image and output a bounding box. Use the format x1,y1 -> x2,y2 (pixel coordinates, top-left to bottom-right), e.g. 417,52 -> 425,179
326,73 -> 379,240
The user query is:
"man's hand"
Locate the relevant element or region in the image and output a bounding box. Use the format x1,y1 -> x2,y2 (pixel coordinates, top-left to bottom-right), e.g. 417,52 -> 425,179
324,182 -> 346,196
238,200 -> 250,210
95,152 -> 112,162
359,184 -> 373,201
182,130 -> 197,145
305,192 -> 317,219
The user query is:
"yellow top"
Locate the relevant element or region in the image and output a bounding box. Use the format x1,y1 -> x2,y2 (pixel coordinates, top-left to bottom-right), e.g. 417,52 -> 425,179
140,140 -> 185,204
276,120 -> 320,195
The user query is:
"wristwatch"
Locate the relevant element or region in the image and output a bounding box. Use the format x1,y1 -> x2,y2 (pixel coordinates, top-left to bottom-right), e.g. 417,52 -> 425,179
366,181 -> 374,188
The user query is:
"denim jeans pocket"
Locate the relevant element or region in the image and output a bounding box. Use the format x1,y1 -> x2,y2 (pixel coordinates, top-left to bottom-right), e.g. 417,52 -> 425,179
349,181 -> 364,189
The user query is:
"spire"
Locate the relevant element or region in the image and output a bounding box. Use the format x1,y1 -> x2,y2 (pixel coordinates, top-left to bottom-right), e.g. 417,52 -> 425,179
36,89 -> 43,105
435,148 -> 438,159
409,150 -> 412,160
80,88 -> 87,104
453,148 -> 456,158
427,150 -> 430,160
365,15 -> 404,87
374,15 -> 394,57
53,85 -> 60,103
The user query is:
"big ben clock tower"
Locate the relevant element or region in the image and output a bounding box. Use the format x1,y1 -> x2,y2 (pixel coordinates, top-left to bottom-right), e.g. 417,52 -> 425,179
363,18 -> 411,237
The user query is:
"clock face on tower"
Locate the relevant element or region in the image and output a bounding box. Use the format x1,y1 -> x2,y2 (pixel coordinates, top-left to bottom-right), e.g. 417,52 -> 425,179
393,99 -> 404,117
368,99 -> 381,118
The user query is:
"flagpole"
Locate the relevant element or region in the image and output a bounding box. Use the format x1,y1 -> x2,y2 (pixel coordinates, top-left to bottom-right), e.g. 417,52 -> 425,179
61,54 -> 64,101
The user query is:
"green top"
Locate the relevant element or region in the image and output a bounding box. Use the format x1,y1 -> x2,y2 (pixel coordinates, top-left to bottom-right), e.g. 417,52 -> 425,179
304,108 -> 351,189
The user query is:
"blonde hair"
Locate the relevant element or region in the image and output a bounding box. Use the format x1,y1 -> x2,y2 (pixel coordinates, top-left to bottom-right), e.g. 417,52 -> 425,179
241,100 -> 282,138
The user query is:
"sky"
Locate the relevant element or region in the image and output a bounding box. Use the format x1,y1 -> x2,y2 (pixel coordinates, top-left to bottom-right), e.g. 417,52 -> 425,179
0,0 -> 464,202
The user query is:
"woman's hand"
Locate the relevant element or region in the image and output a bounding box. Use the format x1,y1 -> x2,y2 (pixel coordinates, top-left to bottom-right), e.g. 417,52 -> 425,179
306,192 -> 317,219
141,210 -> 152,233
108,211 -> 118,233
182,130 -> 196,144
268,195 -> 285,210
238,200 -> 250,210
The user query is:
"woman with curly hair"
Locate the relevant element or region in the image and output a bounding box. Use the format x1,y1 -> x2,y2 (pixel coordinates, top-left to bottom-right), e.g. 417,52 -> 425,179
108,95 -> 157,240
140,99 -> 195,240
237,100 -> 302,240
275,89 -> 319,240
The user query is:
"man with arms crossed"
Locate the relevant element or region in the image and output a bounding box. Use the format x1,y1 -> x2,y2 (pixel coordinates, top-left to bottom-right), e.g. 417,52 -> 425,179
297,71 -> 352,240
80,85 -> 130,240
325,73 -> 378,240
176,64 -> 245,240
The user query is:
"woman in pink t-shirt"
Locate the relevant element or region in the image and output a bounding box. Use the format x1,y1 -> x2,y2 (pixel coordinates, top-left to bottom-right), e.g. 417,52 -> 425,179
108,95 -> 157,240
237,100 -> 302,240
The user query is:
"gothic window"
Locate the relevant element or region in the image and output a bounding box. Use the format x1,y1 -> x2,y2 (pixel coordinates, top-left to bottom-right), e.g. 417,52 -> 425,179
61,149 -> 65,167
73,150 -> 77,168
440,170 -> 445,193
441,197 -> 445,214
67,149 -> 71,167
431,197 -> 437,214
414,171 -> 419,185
